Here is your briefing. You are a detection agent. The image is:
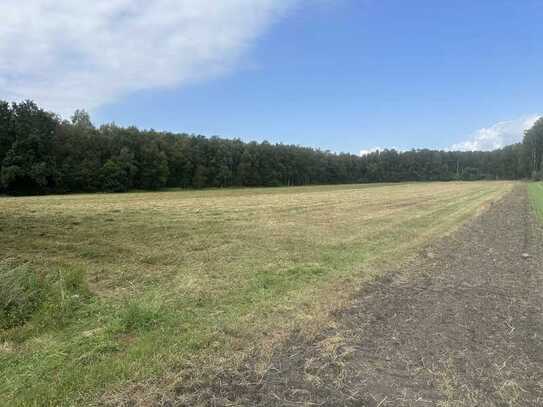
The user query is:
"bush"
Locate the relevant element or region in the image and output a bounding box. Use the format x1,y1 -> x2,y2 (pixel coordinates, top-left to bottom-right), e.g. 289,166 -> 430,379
0,261 -> 89,330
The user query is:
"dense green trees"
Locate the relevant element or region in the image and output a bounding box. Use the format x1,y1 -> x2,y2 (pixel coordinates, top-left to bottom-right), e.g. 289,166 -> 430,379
523,117 -> 543,178
0,99 -> 540,196
0,101 -> 58,194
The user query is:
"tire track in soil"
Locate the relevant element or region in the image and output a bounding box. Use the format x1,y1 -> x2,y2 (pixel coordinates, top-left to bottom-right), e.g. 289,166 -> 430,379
172,186 -> 543,406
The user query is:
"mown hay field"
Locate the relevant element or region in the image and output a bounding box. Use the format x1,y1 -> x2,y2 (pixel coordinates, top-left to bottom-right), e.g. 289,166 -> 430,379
0,181 -> 513,405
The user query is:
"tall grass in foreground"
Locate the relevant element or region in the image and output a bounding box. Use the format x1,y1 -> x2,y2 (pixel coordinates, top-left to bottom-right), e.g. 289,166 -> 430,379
528,182 -> 543,221
0,182 -> 512,405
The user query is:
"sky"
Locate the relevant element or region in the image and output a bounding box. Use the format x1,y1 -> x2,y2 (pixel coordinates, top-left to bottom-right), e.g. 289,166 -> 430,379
0,0 -> 542,154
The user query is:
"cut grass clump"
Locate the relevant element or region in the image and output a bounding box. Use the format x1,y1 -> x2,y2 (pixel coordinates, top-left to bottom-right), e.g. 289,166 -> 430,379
119,299 -> 162,333
0,261 -> 90,331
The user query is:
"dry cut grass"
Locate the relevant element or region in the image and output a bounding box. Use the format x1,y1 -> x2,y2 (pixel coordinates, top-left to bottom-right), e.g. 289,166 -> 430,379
0,181 -> 513,405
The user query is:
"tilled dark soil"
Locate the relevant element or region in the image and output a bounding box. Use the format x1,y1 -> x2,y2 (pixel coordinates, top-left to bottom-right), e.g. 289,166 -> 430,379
173,186 -> 543,406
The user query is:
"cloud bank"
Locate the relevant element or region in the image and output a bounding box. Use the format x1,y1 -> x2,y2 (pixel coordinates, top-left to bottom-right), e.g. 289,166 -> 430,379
0,0 -> 295,116
451,115 -> 541,151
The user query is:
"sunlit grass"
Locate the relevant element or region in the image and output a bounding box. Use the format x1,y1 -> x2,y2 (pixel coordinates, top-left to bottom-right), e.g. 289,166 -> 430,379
0,181 -> 513,405
528,182 -> 543,221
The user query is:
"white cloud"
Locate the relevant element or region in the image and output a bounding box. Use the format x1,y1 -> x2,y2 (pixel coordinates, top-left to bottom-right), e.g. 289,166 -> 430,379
451,115 -> 541,151
359,147 -> 382,156
0,0 -> 296,117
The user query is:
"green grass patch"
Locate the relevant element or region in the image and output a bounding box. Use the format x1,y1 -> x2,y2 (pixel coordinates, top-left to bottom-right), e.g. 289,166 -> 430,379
118,299 -> 163,333
0,261 -> 90,331
528,182 -> 543,221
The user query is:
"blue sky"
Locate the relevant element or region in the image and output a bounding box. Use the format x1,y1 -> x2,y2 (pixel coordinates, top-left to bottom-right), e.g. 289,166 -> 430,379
1,0 -> 542,153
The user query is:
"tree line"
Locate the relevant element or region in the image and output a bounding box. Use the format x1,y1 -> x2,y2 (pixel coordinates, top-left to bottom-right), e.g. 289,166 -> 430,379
0,100 -> 542,195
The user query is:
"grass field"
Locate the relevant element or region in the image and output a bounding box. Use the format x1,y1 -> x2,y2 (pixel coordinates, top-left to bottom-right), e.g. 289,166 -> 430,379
528,182 -> 543,221
0,181 -> 513,405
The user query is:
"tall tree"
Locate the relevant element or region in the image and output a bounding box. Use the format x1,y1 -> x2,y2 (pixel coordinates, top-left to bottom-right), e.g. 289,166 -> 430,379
138,142 -> 169,190
1,101 -> 58,194
523,117 -> 543,177
0,101 -> 13,168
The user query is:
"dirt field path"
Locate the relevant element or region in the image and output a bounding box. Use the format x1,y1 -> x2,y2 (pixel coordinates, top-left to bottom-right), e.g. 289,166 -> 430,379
190,185 -> 543,406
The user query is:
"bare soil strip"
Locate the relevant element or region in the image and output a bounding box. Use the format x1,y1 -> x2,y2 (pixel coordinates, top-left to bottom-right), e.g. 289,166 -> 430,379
173,185 -> 543,406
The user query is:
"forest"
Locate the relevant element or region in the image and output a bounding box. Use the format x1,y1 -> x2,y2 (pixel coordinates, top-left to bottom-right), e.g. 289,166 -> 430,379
0,99 -> 542,195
